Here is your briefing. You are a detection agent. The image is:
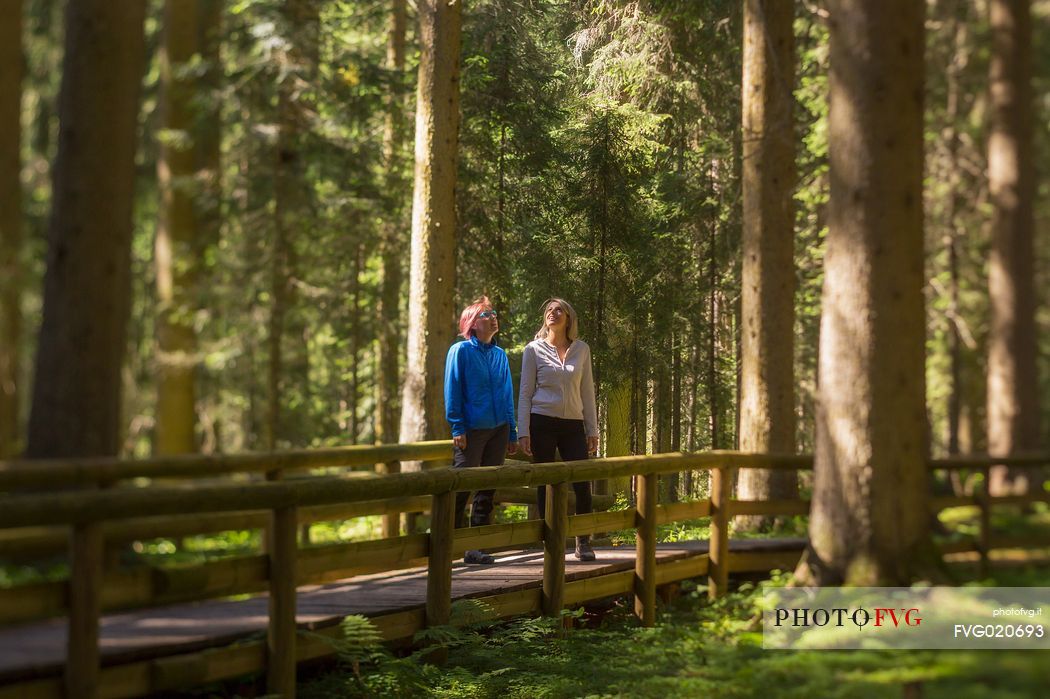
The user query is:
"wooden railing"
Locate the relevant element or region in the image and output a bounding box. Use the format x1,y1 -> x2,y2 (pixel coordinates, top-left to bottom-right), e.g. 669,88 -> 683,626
0,446 -> 1047,699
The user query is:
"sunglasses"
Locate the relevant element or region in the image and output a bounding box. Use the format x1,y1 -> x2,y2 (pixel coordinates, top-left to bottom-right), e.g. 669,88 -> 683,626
478,310 -> 498,319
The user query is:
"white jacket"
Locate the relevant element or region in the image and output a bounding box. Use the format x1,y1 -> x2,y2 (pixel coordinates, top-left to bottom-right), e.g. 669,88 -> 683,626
517,339 -> 598,438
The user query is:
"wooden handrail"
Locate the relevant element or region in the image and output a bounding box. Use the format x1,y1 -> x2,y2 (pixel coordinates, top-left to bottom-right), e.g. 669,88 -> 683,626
927,453 -> 1050,470
0,452 -> 811,529
3,449 -> 1047,530
0,440 -> 453,489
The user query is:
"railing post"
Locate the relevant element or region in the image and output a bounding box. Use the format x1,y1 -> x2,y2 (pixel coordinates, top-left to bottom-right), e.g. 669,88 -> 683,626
425,489 -> 455,663
378,459 -> 401,537
66,521 -> 103,698
977,466 -> 991,578
267,505 -> 298,698
634,472 -> 657,626
708,465 -> 731,599
543,482 -> 569,617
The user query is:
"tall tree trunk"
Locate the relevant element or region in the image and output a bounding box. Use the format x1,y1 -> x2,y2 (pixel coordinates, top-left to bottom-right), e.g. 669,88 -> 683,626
605,379 -> 632,497
376,0 -> 407,445
736,0 -> 798,530
796,0 -> 936,585
155,0 -> 202,456
350,241 -> 363,442
986,0 -> 1038,496
0,0 -> 23,457
268,0 -> 319,450
195,0 -> 223,455
707,227 -> 720,450
398,0 -> 462,463
27,1 -> 146,459
944,5 -> 967,463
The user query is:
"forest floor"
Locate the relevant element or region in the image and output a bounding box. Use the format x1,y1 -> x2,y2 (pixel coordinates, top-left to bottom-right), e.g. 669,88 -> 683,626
2,502 -> 1047,698
297,563 -> 1050,699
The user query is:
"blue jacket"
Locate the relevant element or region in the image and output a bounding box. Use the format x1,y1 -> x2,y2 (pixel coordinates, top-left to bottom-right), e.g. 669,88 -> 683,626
444,336 -> 517,441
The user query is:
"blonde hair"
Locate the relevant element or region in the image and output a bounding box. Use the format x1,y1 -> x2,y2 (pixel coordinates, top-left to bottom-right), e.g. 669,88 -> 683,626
535,297 -> 579,342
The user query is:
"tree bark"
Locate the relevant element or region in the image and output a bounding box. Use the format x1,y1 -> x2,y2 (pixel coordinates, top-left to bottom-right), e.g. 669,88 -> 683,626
605,379 -> 632,497
986,0 -> 1038,496
736,0 -> 798,530
796,0 -> 936,585
27,0 -> 147,459
0,0 -> 23,457
376,0 -> 407,446
399,0 -> 461,461
155,0 -> 202,456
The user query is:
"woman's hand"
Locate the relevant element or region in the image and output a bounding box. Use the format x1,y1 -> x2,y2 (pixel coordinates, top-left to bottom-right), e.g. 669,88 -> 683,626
519,436 -> 532,456
453,434 -> 467,450
586,436 -> 598,454
507,441 -> 518,456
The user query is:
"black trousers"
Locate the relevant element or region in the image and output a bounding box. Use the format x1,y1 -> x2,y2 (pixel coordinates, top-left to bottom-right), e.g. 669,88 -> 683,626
531,413 -> 592,519
452,423 -> 508,529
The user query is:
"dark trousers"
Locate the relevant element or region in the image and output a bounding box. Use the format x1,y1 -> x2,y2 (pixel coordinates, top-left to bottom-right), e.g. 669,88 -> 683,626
531,413 -> 592,519
452,423 -> 508,529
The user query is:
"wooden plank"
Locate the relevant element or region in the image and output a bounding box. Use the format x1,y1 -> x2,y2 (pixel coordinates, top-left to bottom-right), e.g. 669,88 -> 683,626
67,522 -> 103,699
634,473 -> 656,626
299,534 -> 429,581
928,454 -> 1050,471
542,483 -> 568,617
0,678 -> 58,699
0,441 -> 453,490
937,538 -> 979,555
0,452 -> 812,529
988,492 -> 1050,507
493,488 -> 615,512
708,466 -> 731,598
565,570 -> 634,605
266,506 -> 297,698
930,495 -> 976,511
0,496 -> 438,560
728,499 -> 809,517
567,510 -> 634,537
727,550 -> 803,572
988,533 -> 1050,550
451,521 -> 542,555
655,554 -> 709,584
655,500 -> 710,524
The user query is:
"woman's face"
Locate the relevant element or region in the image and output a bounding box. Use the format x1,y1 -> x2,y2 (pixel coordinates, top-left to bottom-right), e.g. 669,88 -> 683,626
472,305 -> 499,339
544,302 -> 567,331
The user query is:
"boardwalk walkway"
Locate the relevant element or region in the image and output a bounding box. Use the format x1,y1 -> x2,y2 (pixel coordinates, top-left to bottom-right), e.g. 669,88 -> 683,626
0,538 -> 805,686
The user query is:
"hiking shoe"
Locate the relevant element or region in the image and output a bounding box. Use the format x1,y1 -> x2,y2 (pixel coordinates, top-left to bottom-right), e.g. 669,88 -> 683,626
464,549 -> 495,564
574,537 -> 596,562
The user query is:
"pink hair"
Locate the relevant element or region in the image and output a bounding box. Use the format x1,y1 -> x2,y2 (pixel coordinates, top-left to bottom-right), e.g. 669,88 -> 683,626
458,296 -> 492,339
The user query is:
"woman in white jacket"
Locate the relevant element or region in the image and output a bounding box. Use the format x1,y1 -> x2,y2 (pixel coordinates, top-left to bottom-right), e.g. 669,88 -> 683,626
517,298 -> 599,561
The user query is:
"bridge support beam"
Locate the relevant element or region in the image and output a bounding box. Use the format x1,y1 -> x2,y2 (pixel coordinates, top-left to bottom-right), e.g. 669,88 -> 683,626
708,466 -> 732,598
67,521 -> 103,699
542,482 -> 568,616
424,489 -> 454,663
634,472 -> 657,626
267,505 -> 298,698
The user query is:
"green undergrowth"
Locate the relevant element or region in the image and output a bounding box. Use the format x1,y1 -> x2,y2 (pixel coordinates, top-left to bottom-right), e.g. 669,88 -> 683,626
299,567 -> 1050,699
939,502 -> 1050,540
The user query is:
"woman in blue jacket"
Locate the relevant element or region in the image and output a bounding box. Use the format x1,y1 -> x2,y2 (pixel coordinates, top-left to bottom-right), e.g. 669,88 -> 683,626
445,296 -> 518,564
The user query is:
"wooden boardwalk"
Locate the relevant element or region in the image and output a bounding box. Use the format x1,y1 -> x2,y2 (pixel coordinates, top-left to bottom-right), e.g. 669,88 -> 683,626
0,538 -> 804,686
